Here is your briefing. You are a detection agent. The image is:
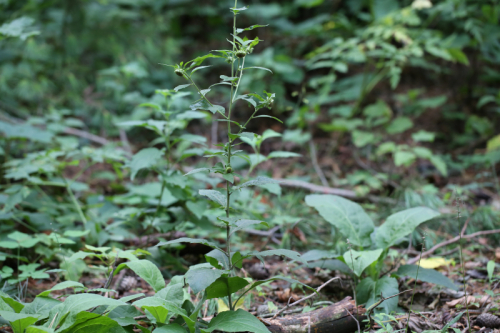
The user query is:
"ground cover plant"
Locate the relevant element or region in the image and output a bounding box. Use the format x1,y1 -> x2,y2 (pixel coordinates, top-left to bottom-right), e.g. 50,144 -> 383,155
1,0 -> 500,333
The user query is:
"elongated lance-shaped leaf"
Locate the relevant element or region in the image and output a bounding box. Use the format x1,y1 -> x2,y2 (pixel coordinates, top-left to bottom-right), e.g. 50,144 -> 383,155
229,219 -> 269,236
232,177 -> 280,191
199,189 -> 227,208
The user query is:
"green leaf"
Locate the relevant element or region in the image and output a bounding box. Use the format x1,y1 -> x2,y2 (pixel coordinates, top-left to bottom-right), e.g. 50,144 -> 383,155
342,249 -> 383,277
487,260 -> 495,283
305,195 -> 374,247
386,117 -> 413,134
25,327 -> 55,333
447,48 -> 469,66
267,151 -> 301,159
156,237 -> 223,252
229,220 -> 269,236
376,142 -> 396,155
174,84 -> 192,92
203,309 -> 270,333
375,207 -> 440,249
253,115 -> 282,123
38,281 -> 86,297
46,294 -> 125,331
236,25 -> 268,33
199,189 -> 227,208
243,67 -> 273,74
185,264 -> 226,294
184,168 -> 211,176
154,324 -> 187,333
0,311 -> 39,333
205,276 -> 249,299
412,130 -> 435,142
191,65 -> 212,74
429,155 -> 448,176
232,177 -> 280,191
205,249 -> 230,269
57,311 -> 126,333
0,17 -> 39,40
394,265 -> 457,290
352,130 -> 375,148
394,151 -> 416,167
252,249 -> 307,264
128,148 -> 164,181
356,276 -> 399,313
116,260 -> 165,292
133,297 -> 186,324
0,296 -> 24,313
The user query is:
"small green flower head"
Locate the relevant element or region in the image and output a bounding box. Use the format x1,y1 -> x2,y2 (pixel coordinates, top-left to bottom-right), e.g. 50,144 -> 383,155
174,68 -> 185,77
236,49 -> 246,58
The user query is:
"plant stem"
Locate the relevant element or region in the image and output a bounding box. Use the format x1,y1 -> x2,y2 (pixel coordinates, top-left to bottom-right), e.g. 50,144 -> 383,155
63,176 -> 87,225
457,195 -> 471,333
225,0 -> 238,312
406,239 -> 424,332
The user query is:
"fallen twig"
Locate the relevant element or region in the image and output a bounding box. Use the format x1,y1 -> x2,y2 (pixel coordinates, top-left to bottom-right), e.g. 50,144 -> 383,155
366,290 -> 412,329
309,140 -> 329,187
407,224 -> 500,265
271,277 -> 341,319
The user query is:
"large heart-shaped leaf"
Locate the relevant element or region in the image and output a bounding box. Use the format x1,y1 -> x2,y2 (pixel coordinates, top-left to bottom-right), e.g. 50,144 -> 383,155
375,207 -> 439,249
205,276 -> 249,299
185,264 -> 227,294
305,194 -> 374,247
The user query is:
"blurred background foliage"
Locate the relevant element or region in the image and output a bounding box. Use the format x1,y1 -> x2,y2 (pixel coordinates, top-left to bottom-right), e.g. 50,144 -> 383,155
0,0 -> 500,283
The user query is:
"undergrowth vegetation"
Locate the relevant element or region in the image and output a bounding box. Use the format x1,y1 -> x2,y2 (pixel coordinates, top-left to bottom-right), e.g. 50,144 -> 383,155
0,1 -> 499,333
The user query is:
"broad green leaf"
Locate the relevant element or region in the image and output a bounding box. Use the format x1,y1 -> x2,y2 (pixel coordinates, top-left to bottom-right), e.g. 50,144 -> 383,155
116,260 -> 165,292
156,237 -> 223,252
429,155 -> 448,176
203,309 -> 270,333
352,130 -> 375,148
205,276 -> 249,299
199,189 -> 227,208
26,327 -> 55,333
394,151 -> 416,167
394,265 -> 457,290
447,48 -> 469,65
191,65 -> 212,74
156,283 -> 184,307
386,117 -> 413,134
375,207 -> 439,249
154,324 -> 187,333
21,297 -> 60,318
119,293 -> 145,303
133,297 -> 185,324
46,294 -> 125,331
205,249 -> 230,269
38,281 -> 86,297
0,17 -> 40,40
252,249 -> 307,265
185,264 -> 227,294
232,177 -> 280,191
0,296 -> 24,313
128,148 -> 164,181
412,130 -> 435,142
57,311 -> 126,333
342,249 -> 383,277
0,311 -> 39,333
356,276 -> 399,314
376,142 -> 396,155
305,194 -> 374,247
229,220 -> 269,236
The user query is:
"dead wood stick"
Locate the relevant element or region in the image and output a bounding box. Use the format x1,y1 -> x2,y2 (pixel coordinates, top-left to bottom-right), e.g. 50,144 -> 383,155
365,289 -> 411,329
272,277 -> 341,319
262,297 -> 366,333
308,140 -> 329,187
407,228 -> 500,265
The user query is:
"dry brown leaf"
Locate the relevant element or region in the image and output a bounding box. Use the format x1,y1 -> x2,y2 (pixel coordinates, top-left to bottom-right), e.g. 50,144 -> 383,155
446,295 -> 490,309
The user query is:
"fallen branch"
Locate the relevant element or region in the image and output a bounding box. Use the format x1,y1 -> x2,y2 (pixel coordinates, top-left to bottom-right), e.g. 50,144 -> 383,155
407,226 -> 500,265
261,296 -> 365,333
272,277 -> 341,319
365,290 -> 411,329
